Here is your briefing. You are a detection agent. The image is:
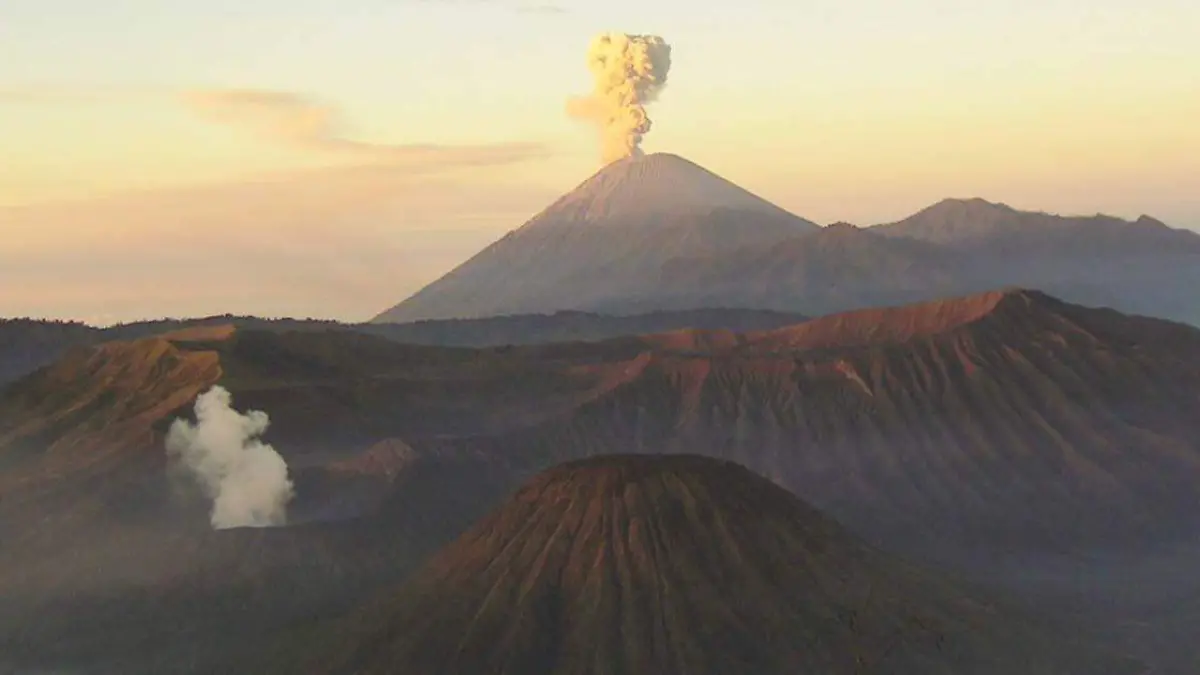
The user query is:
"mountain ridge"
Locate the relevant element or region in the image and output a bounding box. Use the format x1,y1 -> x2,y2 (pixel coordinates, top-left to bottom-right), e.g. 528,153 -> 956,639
0,307 -> 808,388
374,162 -> 1200,325
874,197 -> 1200,252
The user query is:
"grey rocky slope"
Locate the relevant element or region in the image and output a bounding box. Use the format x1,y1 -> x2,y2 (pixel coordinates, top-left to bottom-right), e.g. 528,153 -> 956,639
374,152 -> 819,322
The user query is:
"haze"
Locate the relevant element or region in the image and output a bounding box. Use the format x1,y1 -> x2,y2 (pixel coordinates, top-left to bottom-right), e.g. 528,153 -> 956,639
2,0 -> 1198,323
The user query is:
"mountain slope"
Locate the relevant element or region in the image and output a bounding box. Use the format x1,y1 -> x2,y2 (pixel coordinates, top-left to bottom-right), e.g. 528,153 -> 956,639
650,199 -> 1200,323
7,290 -> 1200,567
367,307 -> 808,347
869,198 -> 1200,323
259,455 -> 1138,675
0,328 -> 523,674
0,308 -> 808,389
0,318 -> 99,385
374,153 -> 818,322
649,222 -> 962,315
0,457 -> 517,675
4,290 -> 1200,671
562,289 -> 1200,562
378,186 -> 1200,325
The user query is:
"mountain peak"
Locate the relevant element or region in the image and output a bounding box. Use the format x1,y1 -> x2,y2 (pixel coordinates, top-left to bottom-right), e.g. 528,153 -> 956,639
595,151 -> 714,176
875,198 -> 1044,244
525,151 -> 804,227
293,452 -> 1138,674
1135,214 -> 1169,228
374,154 -> 818,322
747,288 -> 1066,352
921,197 -> 1017,219
872,197 -> 1200,274
820,221 -> 867,238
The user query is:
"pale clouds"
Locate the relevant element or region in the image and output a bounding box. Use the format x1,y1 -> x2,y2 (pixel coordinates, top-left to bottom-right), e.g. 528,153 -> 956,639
181,88 -> 549,169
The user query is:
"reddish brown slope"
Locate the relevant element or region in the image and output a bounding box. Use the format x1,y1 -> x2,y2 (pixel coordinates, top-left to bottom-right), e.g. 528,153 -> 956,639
0,336 -> 222,529
456,289 -> 1200,564
257,455 -> 1138,675
743,287 -> 1012,350
5,289 -> 1200,565
0,325 -> 658,581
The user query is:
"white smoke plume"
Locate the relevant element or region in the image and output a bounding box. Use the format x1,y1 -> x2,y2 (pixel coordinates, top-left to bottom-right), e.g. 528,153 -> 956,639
166,386 -> 294,530
567,32 -> 672,165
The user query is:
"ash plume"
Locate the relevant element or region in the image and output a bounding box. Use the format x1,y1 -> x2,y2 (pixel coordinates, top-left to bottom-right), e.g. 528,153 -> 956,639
166,386 -> 293,529
567,32 -> 672,165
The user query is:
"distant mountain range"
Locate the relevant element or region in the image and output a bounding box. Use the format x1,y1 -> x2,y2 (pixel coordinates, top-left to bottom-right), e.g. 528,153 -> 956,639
3,289 -> 1198,672
0,307 -> 807,387
374,153 -> 1200,326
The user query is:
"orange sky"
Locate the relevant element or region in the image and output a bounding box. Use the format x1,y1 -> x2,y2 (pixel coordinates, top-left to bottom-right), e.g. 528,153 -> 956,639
2,0 -> 1198,322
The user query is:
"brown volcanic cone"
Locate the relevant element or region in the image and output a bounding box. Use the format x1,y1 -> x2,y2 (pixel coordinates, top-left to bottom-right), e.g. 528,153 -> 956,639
283,454 -> 1138,675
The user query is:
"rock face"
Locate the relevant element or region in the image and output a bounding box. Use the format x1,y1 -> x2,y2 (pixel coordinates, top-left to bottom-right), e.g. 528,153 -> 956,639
274,454 -> 1139,675
373,153 -> 819,323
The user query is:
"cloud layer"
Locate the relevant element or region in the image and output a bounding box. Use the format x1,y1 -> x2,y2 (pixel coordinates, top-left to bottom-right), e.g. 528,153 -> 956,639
182,88 -> 548,170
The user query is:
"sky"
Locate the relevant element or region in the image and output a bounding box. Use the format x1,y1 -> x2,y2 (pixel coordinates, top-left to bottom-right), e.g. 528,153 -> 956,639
2,0 -> 1198,323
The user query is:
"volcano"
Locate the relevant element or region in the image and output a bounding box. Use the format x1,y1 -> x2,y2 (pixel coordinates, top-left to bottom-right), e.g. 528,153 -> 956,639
7,290 -> 1200,672
264,454 -> 1138,675
373,153 -> 818,323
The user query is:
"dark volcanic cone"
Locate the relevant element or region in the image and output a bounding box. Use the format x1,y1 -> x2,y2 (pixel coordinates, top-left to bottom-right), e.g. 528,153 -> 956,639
285,454 -> 1139,675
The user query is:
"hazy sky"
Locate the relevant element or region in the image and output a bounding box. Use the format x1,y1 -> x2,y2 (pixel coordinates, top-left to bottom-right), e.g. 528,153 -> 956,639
2,0 -> 1198,323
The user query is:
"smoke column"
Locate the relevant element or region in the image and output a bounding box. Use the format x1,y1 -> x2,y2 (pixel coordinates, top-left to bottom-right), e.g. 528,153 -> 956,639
567,32 -> 672,165
166,386 -> 294,529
